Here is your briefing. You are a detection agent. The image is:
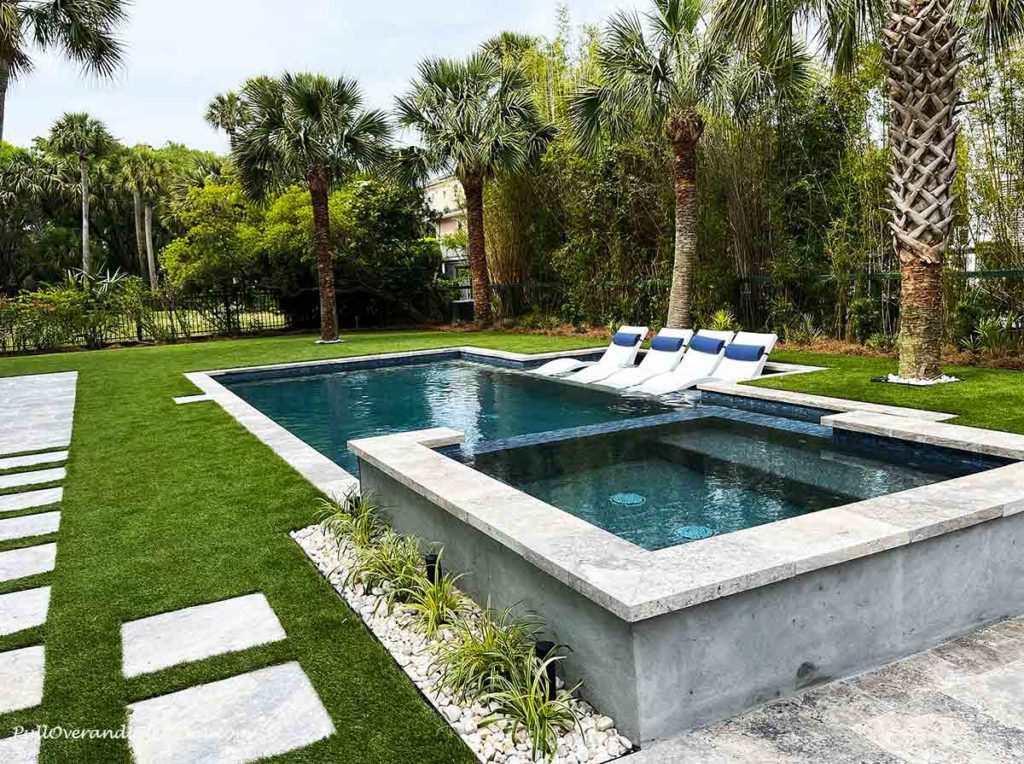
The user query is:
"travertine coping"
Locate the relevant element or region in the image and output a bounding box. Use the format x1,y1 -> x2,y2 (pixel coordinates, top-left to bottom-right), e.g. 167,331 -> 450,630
825,410 -> 1024,462
183,345 -> 604,499
349,426 -> 1024,623
698,377 -> 957,422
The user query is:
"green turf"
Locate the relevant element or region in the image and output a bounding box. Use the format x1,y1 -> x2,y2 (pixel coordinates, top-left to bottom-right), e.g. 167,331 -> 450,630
0,330 -> 601,763
760,350 -> 1024,434
2,331 -> 1021,762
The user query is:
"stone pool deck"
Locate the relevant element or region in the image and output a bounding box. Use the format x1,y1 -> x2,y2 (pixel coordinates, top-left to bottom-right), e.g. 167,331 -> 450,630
634,614 -> 1024,763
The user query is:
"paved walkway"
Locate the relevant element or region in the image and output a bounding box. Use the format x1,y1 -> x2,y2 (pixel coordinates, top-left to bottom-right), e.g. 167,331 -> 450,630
635,615 -> 1024,763
0,372 -> 75,763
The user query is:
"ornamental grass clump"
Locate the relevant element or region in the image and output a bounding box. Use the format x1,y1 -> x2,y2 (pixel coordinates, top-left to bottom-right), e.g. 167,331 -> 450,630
481,649 -> 582,761
398,552 -> 467,638
432,604 -> 542,702
346,529 -> 423,612
316,493 -> 386,550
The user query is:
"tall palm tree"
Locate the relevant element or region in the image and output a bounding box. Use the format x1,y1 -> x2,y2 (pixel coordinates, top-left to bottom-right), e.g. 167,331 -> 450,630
570,0 -> 807,329
395,53 -> 554,325
232,72 -> 392,342
204,90 -> 247,140
118,145 -> 167,287
0,0 -> 127,142
712,0 -> 1024,380
47,112 -> 114,275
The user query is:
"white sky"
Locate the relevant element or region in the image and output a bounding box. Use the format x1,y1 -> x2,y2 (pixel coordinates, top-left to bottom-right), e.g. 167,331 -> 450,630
5,0 -> 630,153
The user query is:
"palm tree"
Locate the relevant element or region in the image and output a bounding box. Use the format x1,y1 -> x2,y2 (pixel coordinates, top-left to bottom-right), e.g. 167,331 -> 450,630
0,0 -> 127,142
118,145 -> 167,287
232,72 -> 392,342
570,0 -> 806,329
204,90 -> 247,140
395,53 -> 554,325
712,0 -> 1024,380
47,112 -> 114,275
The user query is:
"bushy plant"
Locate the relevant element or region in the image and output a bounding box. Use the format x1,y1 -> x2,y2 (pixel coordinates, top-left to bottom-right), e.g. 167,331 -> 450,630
481,650 -> 582,761
703,308 -> 739,332
783,314 -> 824,345
976,314 -> 1022,358
432,604 -> 542,702
866,332 -> 897,353
847,297 -> 880,343
316,493 -> 386,550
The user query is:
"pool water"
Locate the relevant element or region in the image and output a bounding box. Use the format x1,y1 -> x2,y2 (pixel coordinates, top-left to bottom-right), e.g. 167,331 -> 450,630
471,417 -> 975,551
223,360 -> 672,474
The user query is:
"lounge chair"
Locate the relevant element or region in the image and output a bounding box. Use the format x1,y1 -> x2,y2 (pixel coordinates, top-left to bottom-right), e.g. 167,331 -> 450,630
594,328 -> 694,389
631,331 -> 777,396
628,330 -> 735,396
530,326 -> 649,378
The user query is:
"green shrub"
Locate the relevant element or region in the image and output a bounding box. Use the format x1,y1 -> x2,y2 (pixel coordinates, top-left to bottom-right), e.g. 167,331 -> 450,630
432,604 -> 542,702
703,308 -> 739,332
866,332 -> 897,353
976,314 -> 1022,358
847,297 -> 880,343
481,650 -> 582,761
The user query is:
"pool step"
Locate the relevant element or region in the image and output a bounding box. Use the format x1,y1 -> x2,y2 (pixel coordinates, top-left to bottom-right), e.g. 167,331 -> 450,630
656,430 -> 941,501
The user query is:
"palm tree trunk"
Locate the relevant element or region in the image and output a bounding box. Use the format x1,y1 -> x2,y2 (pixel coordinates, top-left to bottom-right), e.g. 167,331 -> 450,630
884,0 -> 964,379
665,112 -> 704,329
144,204 -> 158,288
80,157 -> 92,275
308,165 -> 339,342
133,190 -> 147,277
0,63 -> 9,145
460,173 -> 492,325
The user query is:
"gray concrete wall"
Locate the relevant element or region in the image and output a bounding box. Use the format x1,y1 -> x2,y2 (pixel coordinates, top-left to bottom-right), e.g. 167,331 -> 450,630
363,459 -> 1024,746
633,511 -> 1024,742
360,462 -> 643,738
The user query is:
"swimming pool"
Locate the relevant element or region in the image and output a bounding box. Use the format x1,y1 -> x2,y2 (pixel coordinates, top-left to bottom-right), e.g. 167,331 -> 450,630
471,416 -> 976,550
223,360 -> 672,473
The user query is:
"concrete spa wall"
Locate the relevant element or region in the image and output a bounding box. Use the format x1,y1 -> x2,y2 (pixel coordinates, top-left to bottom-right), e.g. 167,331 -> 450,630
360,460 -> 1024,746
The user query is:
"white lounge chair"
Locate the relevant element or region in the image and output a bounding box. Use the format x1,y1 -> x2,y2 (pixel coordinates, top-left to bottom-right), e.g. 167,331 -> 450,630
594,328 -> 694,389
631,331 -> 779,395
530,326 -> 649,378
628,330 -> 735,396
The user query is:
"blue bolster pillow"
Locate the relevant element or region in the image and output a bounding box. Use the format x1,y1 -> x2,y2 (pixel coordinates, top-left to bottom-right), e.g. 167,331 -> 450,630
688,335 -> 725,355
612,331 -> 641,347
724,343 -> 766,362
650,335 -> 686,352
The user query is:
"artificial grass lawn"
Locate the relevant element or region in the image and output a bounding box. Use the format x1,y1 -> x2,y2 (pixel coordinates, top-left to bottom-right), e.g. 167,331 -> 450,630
2,331 -> 1022,763
0,330 -> 601,764
762,349 -> 1024,434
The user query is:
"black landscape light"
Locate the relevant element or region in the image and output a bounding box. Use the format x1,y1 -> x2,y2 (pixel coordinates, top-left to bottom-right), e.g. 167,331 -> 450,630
424,553 -> 440,584
534,640 -> 558,701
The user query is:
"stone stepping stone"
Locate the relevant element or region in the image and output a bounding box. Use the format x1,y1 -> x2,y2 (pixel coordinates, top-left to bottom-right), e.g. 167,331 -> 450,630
0,372 -> 76,456
0,468 -> 66,492
0,587 -> 50,637
0,730 -> 40,763
122,593 -> 287,678
173,394 -> 211,405
0,488 -> 62,515
127,662 -> 335,764
0,646 -> 45,714
0,512 -> 61,543
0,544 -> 57,583
0,451 -> 68,471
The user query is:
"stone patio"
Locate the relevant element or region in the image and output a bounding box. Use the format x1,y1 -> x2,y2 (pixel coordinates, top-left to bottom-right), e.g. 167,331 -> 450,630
634,616 -> 1024,763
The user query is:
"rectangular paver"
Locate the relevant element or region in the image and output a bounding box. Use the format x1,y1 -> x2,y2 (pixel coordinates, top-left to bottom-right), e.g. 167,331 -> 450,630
127,662 -> 335,764
0,512 -> 60,543
0,730 -> 40,764
0,488 -> 62,515
0,587 -> 50,637
0,544 -> 57,583
0,646 -> 45,714
122,593 -> 287,678
0,468 -> 66,492
0,372 -> 77,456
0,451 -> 68,471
